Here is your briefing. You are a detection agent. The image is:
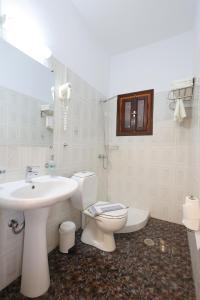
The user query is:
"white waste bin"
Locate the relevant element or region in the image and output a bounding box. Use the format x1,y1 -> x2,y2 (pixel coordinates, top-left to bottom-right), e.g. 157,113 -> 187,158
59,221 -> 76,253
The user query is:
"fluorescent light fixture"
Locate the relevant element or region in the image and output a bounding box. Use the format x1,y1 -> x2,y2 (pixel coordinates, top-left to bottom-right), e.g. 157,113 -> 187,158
4,10 -> 52,63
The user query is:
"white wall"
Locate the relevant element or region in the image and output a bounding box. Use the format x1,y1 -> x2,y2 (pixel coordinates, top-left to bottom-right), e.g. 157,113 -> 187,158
110,31 -> 194,96
2,0 -> 110,95
105,91 -> 195,224
105,31 -> 196,225
194,0 -> 200,76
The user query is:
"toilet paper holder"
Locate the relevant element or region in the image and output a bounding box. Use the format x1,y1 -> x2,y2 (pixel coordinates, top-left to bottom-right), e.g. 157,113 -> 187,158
188,195 -> 196,200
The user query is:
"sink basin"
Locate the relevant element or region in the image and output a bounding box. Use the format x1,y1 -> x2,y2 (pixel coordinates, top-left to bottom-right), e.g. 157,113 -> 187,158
0,175 -> 78,298
0,175 -> 78,210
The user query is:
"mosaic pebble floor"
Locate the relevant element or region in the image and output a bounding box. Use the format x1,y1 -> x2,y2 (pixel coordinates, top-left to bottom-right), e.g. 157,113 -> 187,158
0,218 -> 195,300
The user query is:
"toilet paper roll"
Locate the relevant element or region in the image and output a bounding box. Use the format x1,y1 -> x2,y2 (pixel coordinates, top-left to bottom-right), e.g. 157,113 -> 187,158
183,203 -> 200,220
185,195 -> 200,205
182,218 -> 200,231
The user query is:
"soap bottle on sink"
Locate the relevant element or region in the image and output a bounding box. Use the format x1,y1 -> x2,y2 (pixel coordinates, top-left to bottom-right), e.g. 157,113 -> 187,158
48,154 -> 56,176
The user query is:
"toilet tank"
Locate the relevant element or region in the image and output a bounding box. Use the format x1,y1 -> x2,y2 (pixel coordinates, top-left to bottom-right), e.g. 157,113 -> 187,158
71,171 -> 97,210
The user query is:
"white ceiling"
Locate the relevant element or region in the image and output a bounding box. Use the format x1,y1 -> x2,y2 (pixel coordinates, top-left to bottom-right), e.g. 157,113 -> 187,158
71,0 -> 196,55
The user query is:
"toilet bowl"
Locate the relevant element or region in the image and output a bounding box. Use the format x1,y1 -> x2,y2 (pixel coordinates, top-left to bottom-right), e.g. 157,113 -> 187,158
71,172 -> 128,252
82,201 -> 128,252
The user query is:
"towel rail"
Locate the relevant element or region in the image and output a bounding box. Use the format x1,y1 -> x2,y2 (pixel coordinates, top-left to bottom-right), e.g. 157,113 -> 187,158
168,85 -> 193,111
168,99 -> 192,111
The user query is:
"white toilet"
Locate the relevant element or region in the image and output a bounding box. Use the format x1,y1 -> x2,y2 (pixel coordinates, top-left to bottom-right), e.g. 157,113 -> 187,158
71,171 -> 128,252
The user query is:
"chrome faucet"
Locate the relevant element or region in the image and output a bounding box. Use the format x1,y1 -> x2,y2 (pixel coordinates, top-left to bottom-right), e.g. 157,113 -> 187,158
25,166 -> 40,183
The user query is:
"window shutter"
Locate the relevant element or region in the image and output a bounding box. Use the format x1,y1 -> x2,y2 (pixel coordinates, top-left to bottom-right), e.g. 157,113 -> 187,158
116,89 -> 154,136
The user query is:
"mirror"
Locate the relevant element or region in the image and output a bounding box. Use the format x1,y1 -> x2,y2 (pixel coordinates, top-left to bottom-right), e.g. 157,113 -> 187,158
0,38 -> 54,146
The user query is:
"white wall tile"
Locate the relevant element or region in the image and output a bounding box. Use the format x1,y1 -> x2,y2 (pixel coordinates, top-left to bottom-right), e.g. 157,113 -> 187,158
106,91 -> 198,224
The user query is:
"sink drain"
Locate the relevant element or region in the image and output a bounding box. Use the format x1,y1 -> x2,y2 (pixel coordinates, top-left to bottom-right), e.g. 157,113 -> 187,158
144,238 -> 155,246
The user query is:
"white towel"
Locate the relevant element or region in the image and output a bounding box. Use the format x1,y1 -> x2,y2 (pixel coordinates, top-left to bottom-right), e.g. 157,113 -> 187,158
171,78 -> 193,90
174,99 -> 186,123
87,202 -> 126,217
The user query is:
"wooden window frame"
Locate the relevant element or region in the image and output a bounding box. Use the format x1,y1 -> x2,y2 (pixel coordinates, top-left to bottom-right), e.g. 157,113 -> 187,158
116,89 -> 154,136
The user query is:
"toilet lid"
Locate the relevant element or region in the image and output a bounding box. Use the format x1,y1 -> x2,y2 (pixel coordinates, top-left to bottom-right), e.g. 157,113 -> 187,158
84,201 -> 128,219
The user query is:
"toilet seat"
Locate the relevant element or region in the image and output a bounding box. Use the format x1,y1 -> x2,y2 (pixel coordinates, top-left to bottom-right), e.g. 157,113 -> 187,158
84,201 -> 128,219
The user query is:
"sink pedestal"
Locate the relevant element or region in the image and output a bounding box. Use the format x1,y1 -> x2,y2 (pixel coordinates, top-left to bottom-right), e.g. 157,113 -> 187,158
21,207 -> 50,298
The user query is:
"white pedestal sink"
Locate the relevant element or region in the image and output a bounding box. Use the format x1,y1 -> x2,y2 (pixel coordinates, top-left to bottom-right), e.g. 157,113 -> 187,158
0,176 -> 78,298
